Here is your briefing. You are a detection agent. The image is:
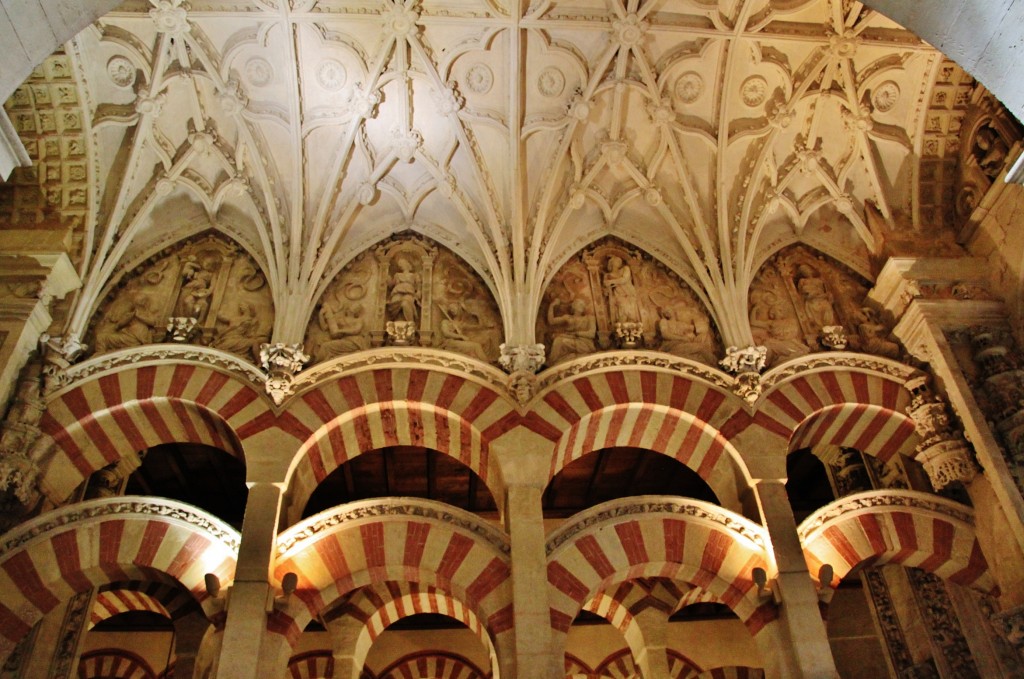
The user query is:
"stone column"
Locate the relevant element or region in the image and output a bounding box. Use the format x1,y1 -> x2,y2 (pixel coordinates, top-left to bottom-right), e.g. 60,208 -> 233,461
870,257 -> 1024,606
173,609 -> 212,679
630,605 -> 671,679
753,479 -> 839,679
325,615 -> 363,679
504,483 -> 555,679
214,481 -> 286,679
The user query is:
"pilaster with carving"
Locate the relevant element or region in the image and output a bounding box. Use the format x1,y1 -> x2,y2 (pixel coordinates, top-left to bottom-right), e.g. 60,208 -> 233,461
904,376 -> 979,492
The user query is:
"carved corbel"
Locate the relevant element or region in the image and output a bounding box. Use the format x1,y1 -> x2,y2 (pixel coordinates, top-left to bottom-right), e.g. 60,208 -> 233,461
260,343 -> 310,406
720,345 -> 768,404
499,343 -> 545,406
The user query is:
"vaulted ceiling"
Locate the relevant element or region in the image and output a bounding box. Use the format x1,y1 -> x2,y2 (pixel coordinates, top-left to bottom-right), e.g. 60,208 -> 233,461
4,0 -> 981,348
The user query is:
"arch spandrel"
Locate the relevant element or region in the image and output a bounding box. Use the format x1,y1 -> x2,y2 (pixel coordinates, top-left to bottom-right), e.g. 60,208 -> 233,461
305,234 -> 504,366
87,232 -> 275,364
537,238 -> 721,368
748,245 -> 900,368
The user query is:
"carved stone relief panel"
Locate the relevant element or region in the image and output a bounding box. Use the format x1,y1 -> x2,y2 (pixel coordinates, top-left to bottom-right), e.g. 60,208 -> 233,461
537,238 -> 720,366
89,233 -> 273,362
750,245 -> 900,366
305,235 -> 503,364
955,92 -> 1021,221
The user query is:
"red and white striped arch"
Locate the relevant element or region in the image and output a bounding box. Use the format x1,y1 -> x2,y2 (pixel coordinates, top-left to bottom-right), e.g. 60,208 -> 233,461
90,582 -> 195,628
375,651 -> 489,679
799,491 -> 995,593
788,403 -> 918,461
284,368 -> 516,524
546,498 -> 775,645
40,364 -> 261,501
532,371 -> 740,443
287,650 -> 334,679
332,580 -> 496,675
583,579 -> 685,658
693,668 -> 764,679
550,403 -> 746,511
274,499 -> 513,647
757,369 -> 913,446
78,649 -> 157,679
0,497 -> 238,662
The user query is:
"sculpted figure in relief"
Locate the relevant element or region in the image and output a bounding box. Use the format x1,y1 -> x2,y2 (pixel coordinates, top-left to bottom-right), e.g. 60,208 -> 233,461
317,298 -> 369,361
657,306 -> 715,365
795,264 -> 836,329
603,255 -> 641,325
438,302 -> 488,362
176,256 -> 215,321
212,301 -> 262,360
94,286 -> 161,352
386,256 -> 421,323
750,290 -> 810,364
547,298 -> 597,365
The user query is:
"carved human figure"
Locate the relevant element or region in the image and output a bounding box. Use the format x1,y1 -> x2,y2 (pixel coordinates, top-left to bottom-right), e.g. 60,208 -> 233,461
603,256 -> 640,325
317,299 -> 369,360
657,306 -> 715,364
974,125 -> 1008,178
547,298 -> 597,364
213,301 -> 262,359
438,302 -> 488,362
750,291 -> 810,364
853,307 -> 900,359
386,256 -> 421,323
94,288 -> 160,353
176,256 -> 215,321
796,264 -> 836,330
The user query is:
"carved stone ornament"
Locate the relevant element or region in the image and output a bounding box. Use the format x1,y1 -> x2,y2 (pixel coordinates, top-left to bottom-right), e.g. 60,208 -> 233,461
90,233 -> 273,363
306,235 -> 503,365
260,343 -> 310,405
167,316 -> 199,342
0,363 -> 47,507
990,603 -> 1024,654
498,343 -> 545,375
538,237 -> 719,366
385,320 -> 417,346
614,321 -> 644,348
820,325 -> 848,350
904,376 -> 978,490
720,345 -> 768,404
750,245 -> 898,365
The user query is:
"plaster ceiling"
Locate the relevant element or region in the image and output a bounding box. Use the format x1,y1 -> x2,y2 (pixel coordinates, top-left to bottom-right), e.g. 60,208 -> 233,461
9,0 -> 968,346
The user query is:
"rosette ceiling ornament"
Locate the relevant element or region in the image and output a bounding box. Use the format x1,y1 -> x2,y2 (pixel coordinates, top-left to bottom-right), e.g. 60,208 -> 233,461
59,0 -> 960,349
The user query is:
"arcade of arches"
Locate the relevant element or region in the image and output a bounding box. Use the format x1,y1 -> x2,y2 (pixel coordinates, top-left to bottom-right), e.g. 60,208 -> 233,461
0,0 -> 1023,678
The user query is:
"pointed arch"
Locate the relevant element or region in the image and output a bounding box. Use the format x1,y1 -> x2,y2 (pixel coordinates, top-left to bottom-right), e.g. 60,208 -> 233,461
0,497 -> 238,662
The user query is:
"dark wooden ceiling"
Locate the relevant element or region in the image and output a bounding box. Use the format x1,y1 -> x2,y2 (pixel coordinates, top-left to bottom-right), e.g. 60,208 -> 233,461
125,442 -> 248,528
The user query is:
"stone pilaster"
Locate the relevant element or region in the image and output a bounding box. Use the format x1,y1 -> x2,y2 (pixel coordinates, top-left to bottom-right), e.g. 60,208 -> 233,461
871,257 -> 1024,603
20,589 -> 93,679
173,609 -> 212,679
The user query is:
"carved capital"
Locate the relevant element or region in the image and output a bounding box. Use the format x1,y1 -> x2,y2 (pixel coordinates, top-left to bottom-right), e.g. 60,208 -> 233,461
167,316 -> 199,343
385,320 -> 417,346
720,345 -> 767,404
613,321 -> 644,349
0,451 -> 39,505
820,325 -> 847,350
916,438 -> 978,490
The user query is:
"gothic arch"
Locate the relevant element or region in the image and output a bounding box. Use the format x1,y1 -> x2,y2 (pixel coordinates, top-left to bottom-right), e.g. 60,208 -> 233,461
273,499 -> 513,654
798,490 -> 996,593
0,497 -> 239,662
283,367 -> 514,525
545,496 -> 776,661
38,364 -> 256,501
